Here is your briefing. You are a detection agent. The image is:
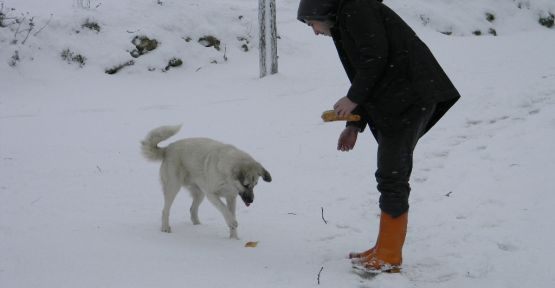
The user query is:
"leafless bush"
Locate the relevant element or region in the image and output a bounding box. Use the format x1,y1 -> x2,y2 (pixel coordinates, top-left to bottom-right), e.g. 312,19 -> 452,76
75,0 -> 102,10
81,18 -> 100,32
1,3 -> 52,45
0,3 -> 18,29
8,50 -> 19,67
61,49 -> 87,67
539,12 -> 554,28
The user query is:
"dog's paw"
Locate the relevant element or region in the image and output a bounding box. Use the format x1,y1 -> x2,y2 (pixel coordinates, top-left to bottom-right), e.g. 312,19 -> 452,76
229,228 -> 239,240
228,220 -> 238,229
191,216 -> 201,225
161,226 -> 172,233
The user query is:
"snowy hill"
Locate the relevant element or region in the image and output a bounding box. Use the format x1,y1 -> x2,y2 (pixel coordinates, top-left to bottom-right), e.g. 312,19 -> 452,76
1,0 -> 554,73
1,1 -> 555,288
392,0 -> 555,36
1,0 -> 260,74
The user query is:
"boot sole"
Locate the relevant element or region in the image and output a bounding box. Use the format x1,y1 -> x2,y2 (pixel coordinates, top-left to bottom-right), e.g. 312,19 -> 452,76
352,262 -> 401,278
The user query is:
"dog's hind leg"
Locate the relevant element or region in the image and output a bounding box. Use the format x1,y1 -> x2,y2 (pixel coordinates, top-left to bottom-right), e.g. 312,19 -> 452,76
188,185 -> 204,225
161,178 -> 180,233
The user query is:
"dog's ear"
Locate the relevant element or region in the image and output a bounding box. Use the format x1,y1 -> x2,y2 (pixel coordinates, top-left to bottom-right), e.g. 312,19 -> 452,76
260,166 -> 272,182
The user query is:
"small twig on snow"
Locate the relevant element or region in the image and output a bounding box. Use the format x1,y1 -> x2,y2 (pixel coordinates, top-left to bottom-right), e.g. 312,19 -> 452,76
317,266 -> 324,285
13,14 -> 26,40
21,17 -> 35,44
30,197 -> 41,205
33,14 -> 53,37
321,207 -> 328,224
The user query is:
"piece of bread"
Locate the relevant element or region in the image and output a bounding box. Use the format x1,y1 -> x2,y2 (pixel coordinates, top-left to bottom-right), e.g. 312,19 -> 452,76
321,110 -> 361,122
244,241 -> 259,248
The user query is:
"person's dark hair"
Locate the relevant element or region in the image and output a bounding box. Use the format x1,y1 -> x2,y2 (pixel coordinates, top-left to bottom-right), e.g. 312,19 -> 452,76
297,0 -> 340,23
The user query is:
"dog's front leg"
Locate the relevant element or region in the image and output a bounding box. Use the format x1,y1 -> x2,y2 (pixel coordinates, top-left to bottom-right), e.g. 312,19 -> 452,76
226,196 -> 237,218
225,196 -> 239,239
206,194 -> 239,239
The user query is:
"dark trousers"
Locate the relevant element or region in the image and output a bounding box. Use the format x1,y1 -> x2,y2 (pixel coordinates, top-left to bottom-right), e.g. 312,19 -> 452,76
375,104 -> 436,218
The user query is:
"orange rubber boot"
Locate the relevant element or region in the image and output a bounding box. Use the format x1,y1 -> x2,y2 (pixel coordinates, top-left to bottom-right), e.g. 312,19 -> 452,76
348,236 -> 379,259
348,247 -> 375,259
354,211 -> 408,273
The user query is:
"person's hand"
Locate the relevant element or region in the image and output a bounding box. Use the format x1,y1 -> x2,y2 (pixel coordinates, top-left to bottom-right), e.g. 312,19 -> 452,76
337,126 -> 359,152
333,96 -> 357,117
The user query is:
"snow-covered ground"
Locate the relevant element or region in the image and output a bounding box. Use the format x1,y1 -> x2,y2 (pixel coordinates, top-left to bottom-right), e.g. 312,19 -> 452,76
1,0 -> 554,287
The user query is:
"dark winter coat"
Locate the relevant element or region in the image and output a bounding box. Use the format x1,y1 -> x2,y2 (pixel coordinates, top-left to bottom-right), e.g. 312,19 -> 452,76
302,0 -> 461,136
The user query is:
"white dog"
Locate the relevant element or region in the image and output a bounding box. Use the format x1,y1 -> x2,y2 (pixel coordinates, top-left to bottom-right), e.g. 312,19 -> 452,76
141,125 -> 272,239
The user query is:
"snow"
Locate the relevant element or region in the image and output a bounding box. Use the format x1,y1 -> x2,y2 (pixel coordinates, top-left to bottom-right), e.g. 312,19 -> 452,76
1,0 -> 555,287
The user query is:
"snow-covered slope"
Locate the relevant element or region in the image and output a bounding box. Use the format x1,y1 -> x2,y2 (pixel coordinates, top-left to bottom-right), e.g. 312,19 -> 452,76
1,1 -> 554,287
392,0 -> 555,36
1,0 -> 260,74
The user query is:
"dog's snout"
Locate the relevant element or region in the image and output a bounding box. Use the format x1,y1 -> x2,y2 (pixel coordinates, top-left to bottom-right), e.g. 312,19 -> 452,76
240,192 -> 254,206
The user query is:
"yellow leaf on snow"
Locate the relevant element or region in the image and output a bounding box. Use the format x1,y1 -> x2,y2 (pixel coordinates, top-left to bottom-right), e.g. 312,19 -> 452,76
244,241 -> 258,248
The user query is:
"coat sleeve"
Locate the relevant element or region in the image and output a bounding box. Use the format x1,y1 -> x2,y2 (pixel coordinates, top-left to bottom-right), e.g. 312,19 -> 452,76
331,29 -> 368,132
342,0 -> 388,104
346,105 -> 368,132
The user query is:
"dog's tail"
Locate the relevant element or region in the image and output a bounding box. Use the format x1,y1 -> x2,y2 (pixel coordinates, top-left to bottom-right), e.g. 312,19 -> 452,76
141,124 -> 182,161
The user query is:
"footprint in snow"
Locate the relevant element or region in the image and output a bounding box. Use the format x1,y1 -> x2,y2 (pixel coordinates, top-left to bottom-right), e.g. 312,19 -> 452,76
497,242 -> 518,252
476,145 -> 487,151
528,109 -> 540,115
414,177 -> 427,183
465,119 -> 483,127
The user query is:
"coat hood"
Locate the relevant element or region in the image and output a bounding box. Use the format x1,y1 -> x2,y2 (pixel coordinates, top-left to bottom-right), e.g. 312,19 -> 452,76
297,0 -> 340,23
297,0 -> 384,24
